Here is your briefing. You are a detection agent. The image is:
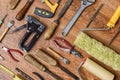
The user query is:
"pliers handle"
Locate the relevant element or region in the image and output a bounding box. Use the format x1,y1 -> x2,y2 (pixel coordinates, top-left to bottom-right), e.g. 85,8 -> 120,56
53,37 -> 73,52
2,46 -> 24,62
53,37 -> 83,58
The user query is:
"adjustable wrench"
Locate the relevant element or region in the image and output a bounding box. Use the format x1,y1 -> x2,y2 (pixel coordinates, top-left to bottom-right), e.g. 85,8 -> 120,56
62,0 -> 95,36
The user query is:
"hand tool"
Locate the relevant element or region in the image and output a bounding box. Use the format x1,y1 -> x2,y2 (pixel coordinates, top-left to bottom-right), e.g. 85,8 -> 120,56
81,5 -> 120,31
0,20 -> 14,42
36,49 -> 79,80
2,46 -> 24,62
8,0 -> 20,10
34,0 -> 60,18
32,72 -> 44,80
0,14 -> 8,28
0,64 -> 24,80
84,4 -> 104,28
18,15 -> 46,52
47,47 -> 70,64
74,32 -> 120,71
24,54 -> 62,80
108,27 -> 120,45
78,58 -> 115,80
53,37 -> 83,58
15,0 -> 34,20
15,68 -> 34,80
61,0 -> 96,36
44,0 -> 73,39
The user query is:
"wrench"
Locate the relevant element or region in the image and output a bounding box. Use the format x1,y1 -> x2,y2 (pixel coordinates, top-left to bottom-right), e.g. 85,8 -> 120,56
62,0 -> 95,36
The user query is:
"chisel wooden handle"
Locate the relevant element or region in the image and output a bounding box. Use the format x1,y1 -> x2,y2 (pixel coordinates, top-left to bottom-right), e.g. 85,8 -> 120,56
8,0 -> 20,10
44,22 -> 57,40
36,49 -> 57,66
0,28 -> 9,42
16,0 -> 34,20
24,54 -> 46,72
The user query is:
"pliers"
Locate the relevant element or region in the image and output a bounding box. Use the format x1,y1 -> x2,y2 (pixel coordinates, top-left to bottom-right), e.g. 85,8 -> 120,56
53,37 -> 83,58
2,46 -> 24,62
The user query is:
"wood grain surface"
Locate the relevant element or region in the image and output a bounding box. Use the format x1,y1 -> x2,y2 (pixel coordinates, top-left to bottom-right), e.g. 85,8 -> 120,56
0,0 -> 120,80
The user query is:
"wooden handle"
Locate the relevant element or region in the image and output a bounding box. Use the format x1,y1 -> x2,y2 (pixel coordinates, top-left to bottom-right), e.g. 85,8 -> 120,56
0,28 -> 9,42
15,0 -> 34,20
24,54 -> 46,72
36,49 -> 57,66
44,22 -> 58,40
47,47 -> 62,59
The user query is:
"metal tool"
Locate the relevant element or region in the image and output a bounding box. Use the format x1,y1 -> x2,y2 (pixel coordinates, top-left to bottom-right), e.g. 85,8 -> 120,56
15,68 -> 34,80
47,47 -> 70,64
32,72 -> 44,80
15,0 -> 34,20
0,64 -> 23,80
2,46 -> 24,62
0,14 -> 8,28
84,4 -> 104,28
18,15 -> 46,52
53,37 -> 83,58
108,27 -> 120,45
8,0 -> 20,10
62,0 -> 95,36
34,0 -> 60,18
0,20 -> 14,42
36,49 -> 79,80
82,5 -> 120,31
24,54 -> 62,80
44,0 -> 73,39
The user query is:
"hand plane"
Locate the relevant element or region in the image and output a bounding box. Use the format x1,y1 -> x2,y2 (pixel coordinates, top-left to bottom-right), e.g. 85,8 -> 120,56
19,15 -> 46,52
34,0 -> 60,18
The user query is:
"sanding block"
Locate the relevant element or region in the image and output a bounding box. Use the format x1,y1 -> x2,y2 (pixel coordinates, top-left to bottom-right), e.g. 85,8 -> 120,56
74,32 -> 120,71
8,0 -> 20,10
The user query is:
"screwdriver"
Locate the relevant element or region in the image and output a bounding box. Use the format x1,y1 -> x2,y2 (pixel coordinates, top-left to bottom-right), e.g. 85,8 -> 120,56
0,14 -> 8,27
24,54 -> 62,80
44,0 -> 73,39
0,64 -> 24,80
36,49 -> 79,80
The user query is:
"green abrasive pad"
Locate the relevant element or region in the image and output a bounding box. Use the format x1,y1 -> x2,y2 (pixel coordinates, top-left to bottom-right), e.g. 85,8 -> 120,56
74,32 -> 120,71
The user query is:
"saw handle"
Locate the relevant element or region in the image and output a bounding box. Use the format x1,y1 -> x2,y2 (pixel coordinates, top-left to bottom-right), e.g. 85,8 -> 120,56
44,22 -> 57,40
16,0 -> 34,20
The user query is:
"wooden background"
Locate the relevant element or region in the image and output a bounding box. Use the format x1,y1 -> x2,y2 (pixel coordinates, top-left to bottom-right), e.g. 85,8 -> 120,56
0,0 -> 120,80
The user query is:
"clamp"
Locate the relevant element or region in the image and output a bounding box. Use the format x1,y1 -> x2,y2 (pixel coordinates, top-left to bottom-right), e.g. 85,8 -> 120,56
34,0 -> 60,18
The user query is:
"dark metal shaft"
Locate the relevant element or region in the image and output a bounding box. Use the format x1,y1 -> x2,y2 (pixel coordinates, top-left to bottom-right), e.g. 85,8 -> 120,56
32,72 -> 44,80
58,64 -> 79,80
108,27 -> 120,45
54,0 -> 73,23
45,69 -> 62,80
85,4 -> 104,28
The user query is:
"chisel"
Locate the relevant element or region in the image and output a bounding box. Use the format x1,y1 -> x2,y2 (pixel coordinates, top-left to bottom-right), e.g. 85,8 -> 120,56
24,54 -> 62,80
0,14 -> 7,28
44,0 -> 73,40
36,49 -> 79,80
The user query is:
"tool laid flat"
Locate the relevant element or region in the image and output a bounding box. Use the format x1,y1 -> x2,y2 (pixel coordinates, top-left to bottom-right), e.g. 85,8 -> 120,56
16,0 -> 34,20
0,14 -> 7,28
44,0 -> 73,39
0,20 -> 14,42
24,54 -> 62,80
53,37 -> 83,58
62,0 -> 95,36
8,0 -> 20,10
36,49 -> 79,80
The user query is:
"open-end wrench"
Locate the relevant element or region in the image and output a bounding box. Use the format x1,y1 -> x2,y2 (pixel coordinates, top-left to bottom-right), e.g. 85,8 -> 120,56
62,0 -> 95,36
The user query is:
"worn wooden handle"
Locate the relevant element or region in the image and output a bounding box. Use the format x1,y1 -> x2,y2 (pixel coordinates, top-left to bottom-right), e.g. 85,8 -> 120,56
36,49 -> 57,66
15,0 -> 34,20
0,28 -> 9,42
24,54 -> 46,72
8,0 -> 20,10
44,22 -> 58,40
47,47 -> 62,59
